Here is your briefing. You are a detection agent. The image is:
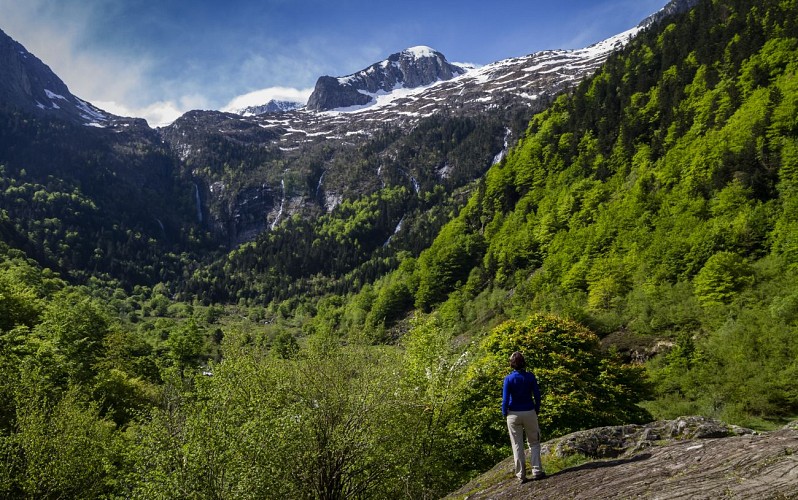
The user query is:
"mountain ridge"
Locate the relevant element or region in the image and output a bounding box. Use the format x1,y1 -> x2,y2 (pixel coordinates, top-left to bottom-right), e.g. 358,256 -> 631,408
0,0 -> 703,287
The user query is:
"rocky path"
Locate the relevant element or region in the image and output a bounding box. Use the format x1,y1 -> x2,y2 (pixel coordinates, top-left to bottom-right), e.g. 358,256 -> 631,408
448,418 -> 798,499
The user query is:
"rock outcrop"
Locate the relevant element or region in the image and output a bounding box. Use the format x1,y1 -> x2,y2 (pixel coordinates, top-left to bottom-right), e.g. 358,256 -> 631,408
543,416 -> 756,459
306,76 -> 373,111
448,417 -> 798,499
237,99 -> 303,116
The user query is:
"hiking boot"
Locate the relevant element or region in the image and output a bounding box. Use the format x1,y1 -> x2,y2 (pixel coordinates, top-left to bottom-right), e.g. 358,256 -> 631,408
532,471 -> 547,480
519,476 -> 529,484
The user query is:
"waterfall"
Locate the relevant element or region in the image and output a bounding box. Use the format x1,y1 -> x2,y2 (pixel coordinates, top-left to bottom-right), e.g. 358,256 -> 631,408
315,171 -> 326,197
399,168 -> 420,193
492,128 -> 512,165
193,183 -> 203,223
410,175 -> 420,194
377,165 -> 386,188
154,218 -> 165,238
271,177 -> 286,230
383,217 -> 404,247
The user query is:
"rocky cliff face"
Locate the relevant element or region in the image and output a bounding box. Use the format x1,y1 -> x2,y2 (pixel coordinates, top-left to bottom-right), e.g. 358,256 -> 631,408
306,75 -> 372,111
306,46 -> 466,111
448,417 -> 798,499
237,99 -> 303,116
0,28 -> 133,127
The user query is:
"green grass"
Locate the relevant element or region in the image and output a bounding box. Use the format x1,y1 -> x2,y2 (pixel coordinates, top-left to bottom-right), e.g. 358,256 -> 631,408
542,451 -> 592,474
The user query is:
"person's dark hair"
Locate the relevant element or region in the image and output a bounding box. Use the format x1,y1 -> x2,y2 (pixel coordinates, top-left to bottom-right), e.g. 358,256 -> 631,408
509,351 -> 526,371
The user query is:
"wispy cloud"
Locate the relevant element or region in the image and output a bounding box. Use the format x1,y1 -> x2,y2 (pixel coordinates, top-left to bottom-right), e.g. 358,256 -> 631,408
221,87 -> 314,113
0,0 -> 358,126
96,95 -> 210,128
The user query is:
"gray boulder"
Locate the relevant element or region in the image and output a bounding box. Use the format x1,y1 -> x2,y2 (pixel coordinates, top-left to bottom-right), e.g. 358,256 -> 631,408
542,416 -> 756,459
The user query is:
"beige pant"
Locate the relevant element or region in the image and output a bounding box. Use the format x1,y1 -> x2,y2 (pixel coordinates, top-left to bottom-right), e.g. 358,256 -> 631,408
506,410 -> 543,479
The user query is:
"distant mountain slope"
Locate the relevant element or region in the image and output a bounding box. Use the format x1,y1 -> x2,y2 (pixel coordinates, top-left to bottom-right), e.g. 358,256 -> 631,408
171,0 -> 698,255
0,0 -> 699,291
178,0 -> 703,303
234,99 -> 303,116
0,28 -> 208,286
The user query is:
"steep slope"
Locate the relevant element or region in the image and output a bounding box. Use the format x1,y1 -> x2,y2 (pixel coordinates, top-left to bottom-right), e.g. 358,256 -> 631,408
0,28 -> 135,128
0,29 -> 207,286
348,0 -> 798,423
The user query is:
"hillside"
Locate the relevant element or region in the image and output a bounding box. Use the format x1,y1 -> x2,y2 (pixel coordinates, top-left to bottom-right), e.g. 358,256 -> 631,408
318,0 -> 798,423
0,28 -> 210,287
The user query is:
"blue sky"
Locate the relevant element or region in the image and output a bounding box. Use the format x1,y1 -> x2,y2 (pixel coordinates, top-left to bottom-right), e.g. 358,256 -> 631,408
0,0 -> 667,126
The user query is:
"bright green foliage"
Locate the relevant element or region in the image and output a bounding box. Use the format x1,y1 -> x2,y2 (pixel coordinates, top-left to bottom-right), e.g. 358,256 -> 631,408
128,332 -> 464,499
415,219 -> 486,311
164,318 -> 204,368
35,290 -> 111,384
693,251 -> 754,305
398,315 -> 470,495
458,315 -> 651,454
355,0 -> 798,428
2,380 -> 122,499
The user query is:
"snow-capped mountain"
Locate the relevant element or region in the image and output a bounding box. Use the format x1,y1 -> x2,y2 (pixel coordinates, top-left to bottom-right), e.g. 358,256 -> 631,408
163,29 -> 645,241
221,26 -> 643,146
0,0 -> 699,248
162,0 -> 698,244
235,99 -> 304,117
306,46 -> 467,111
639,0 -> 699,27
221,0 -> 699,143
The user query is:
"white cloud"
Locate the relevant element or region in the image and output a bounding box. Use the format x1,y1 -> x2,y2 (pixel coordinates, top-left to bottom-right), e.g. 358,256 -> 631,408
221,87 -> 314,113
96,94 -> 210,128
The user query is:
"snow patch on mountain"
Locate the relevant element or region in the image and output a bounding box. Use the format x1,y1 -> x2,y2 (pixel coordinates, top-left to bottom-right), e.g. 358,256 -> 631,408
403,45 -> 438,59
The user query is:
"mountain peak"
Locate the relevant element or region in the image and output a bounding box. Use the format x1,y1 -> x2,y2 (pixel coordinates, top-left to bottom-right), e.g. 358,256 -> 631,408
305,47 -> 466,112
234,99 -> 303,117
398,45 -> 439,59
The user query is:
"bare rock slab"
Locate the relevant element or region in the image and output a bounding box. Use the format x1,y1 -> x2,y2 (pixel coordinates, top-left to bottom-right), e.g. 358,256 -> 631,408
450,418 -> 798,499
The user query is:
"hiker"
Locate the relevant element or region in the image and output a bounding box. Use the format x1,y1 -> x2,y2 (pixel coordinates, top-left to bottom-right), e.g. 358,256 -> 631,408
502,351 -> 545,484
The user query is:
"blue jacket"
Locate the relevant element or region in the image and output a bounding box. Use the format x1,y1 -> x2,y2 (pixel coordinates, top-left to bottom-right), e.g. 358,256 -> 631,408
502,369 -> 541,417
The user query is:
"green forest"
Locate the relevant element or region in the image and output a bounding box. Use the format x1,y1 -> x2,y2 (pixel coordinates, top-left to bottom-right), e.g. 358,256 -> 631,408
1,0 -> 798,498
